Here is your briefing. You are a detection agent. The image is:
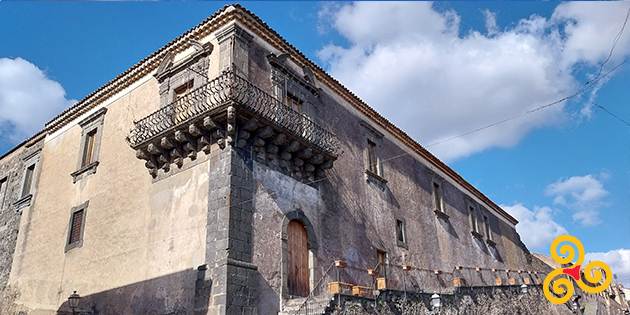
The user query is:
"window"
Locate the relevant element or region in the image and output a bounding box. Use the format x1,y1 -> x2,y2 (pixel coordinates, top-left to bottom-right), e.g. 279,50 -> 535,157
285,93 -> 302,112
469,205 -> 484,239
484,215 -> 491,239
377,250 -> 387,276
361,121 -> 386,183
72,108 -> 107,183
0,177 -> 7,209
65,201 -> 88,252
13,149 -> 41,210
396,218 -> 407,248
484,214 -> 496,246
21,164 -> 34,198
173,80 -> 194,102
469,206 -> 479,233
69,210 -> 84,244
433,182 -> 443,212
82,129 -> 97,167
367,140 -> 378,174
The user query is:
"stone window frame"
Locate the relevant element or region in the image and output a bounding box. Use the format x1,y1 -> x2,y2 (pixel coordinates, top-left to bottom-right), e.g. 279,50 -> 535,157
71,108 -> 107,183
360,121 -> 387,184
268,53 -> 319,119
395,216 -> 408,249
280,210 -> 318,299
430,175 -> 448,220
65,201 -> 89,253
13,149 -> 41,210
155,39 -> 213,109
483,210 -> 497,246
466,197 -> 484,239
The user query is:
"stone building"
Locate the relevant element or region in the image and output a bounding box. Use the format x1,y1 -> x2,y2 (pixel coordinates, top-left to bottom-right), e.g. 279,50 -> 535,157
0,4 -> 591,315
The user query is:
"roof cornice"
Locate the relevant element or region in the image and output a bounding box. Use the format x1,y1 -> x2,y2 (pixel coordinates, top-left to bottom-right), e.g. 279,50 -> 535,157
37,4 -> 518,226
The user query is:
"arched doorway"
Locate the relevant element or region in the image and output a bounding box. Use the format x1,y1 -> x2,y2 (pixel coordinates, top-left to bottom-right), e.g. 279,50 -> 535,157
287,220 -> 309,296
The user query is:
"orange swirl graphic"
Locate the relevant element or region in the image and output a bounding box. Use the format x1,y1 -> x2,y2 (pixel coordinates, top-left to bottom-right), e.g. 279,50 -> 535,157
543,235 -> 612,304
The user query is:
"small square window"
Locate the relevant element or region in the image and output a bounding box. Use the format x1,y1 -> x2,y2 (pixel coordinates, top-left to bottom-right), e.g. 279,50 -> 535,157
66,201 -> 89,252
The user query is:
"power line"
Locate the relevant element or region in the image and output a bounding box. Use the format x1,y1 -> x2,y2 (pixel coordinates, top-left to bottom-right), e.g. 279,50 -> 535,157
593,7 -> 630,80
578,94 -> 630,127
427,54 -> 630,148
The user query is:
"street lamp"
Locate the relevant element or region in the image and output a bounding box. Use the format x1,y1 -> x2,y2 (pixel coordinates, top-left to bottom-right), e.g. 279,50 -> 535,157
431,292 -> 441,313
68,291 -> 80,314
520,284 -> 528,294
571,295 -> 582,315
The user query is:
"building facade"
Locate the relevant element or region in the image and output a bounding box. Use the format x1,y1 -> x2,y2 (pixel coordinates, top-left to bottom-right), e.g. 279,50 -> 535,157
0,5 -> 589,315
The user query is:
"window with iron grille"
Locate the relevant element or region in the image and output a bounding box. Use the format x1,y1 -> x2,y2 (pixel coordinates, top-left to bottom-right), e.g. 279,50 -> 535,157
65,201 -> 88,252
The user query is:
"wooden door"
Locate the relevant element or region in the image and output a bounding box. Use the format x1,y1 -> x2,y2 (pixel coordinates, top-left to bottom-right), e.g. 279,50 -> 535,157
287,220 -> 309,296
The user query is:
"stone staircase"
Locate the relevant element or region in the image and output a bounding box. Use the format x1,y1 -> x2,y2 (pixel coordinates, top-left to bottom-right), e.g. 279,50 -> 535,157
279,294 -> 335,315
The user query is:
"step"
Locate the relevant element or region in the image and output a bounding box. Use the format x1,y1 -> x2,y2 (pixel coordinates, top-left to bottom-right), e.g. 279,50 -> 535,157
280,294 -> 334,315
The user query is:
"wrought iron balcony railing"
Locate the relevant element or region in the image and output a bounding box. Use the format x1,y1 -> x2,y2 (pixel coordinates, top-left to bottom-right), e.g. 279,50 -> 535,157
127,69 -> 341,158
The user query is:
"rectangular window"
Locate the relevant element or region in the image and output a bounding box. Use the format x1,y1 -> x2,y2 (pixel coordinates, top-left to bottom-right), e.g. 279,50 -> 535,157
65,201 -> 88,252
377,250 -> 386,276
173,80 -> 194,102
469,206 -> 478,233
73,108 -> 107,183
82,129 -> 97,167
285,94 -> 302,112
69,210 -> 84,245
367,140 -> 378,174
396,219 -> 406,244
21,164 -> 34,198
484,215 -> 492,240
0,177 -> 7,209
433,182 -> 442,212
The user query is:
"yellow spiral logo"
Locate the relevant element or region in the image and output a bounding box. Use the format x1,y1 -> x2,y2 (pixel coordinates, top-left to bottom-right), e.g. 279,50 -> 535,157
543,235 -> 613,304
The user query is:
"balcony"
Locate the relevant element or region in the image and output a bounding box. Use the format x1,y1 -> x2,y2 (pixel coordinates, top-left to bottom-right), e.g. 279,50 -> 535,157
127,69 -> 341,180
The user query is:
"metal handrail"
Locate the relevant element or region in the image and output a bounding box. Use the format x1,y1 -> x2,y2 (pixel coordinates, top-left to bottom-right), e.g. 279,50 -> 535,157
127,69 -> 341,157
293,262 -> 336,315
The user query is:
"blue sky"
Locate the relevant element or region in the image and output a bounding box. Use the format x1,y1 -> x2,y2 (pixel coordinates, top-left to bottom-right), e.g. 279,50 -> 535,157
0,2 -> 628,281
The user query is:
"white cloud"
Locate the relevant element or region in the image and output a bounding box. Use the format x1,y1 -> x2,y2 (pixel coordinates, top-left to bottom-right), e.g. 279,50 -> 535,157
585,249 -> 630,285
317,2 -> 630,162
501,203 -> 568,251
545,174 -> 609,226
0,57 -> 76,143
483,10 -> 499,36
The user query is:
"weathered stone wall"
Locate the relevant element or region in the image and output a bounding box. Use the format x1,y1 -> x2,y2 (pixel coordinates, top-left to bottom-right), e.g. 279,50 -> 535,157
330,288 -> 574,315
0,138 -> 44,304
240,23 -> 545,314
1,39 -> 223,313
